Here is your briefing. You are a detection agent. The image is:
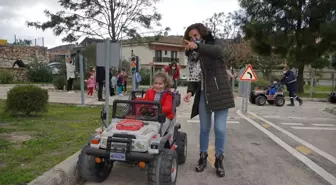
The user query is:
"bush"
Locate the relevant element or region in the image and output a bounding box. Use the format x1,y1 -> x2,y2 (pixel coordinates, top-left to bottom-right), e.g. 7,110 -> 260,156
177,79 -> 188,86
0,70 -> 14,84
5,85 -> 49,115
251,78 -> 270,90
139,68 -> 150,85
73,78 -> 87,90
53,75 -> 66,90
26,61 -> 53,82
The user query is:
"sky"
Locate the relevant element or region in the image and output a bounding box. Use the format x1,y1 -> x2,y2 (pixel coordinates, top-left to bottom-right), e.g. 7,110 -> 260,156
0,0 -> 240,49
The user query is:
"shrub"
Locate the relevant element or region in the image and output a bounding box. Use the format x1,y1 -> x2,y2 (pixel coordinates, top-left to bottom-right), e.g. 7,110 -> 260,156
139,68 -> 150,85
251,78 -> 270,90
5,85 -> 49,115
177,79 -> 188,86
53,75 -> 66,90
73,78 -> 87,90
0,70 -> 14,84
26,61 -> 53,82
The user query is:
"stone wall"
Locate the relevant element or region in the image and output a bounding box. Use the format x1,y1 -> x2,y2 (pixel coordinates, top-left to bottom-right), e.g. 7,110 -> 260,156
0,67 -> 28,82
0,45 -> 49,68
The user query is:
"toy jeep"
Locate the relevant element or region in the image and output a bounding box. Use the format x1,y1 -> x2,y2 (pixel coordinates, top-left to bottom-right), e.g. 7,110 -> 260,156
249,84 -> 285,107
77,92 -> 187,185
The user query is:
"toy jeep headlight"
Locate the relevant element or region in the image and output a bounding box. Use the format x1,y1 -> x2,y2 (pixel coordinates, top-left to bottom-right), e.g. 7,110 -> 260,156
135,141 -> 145,149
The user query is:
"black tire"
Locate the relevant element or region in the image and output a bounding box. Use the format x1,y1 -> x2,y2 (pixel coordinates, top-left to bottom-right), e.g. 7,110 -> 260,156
147,149 -> 178,185
249,96 -> 256,104
274,96 -> 285,107
267,100 -> 274,105
255,96 -> 267,106
176,131 -> 187,164
77,146 -> 112,182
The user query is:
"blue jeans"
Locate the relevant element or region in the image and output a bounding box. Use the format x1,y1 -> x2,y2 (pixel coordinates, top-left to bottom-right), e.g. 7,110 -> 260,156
199,91 -> 228,157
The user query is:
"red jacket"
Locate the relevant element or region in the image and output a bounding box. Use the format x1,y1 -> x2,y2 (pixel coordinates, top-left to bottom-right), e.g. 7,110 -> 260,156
164,66 -> 180,80
143,88 -> 174,119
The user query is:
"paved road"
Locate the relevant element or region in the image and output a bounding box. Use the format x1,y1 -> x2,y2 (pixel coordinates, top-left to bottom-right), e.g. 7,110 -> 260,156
84,98 -> 336,185
1,86 -> 335,184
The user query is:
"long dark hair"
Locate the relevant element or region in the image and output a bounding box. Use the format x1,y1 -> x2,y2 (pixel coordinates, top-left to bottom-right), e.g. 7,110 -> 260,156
183,23 -> 215,44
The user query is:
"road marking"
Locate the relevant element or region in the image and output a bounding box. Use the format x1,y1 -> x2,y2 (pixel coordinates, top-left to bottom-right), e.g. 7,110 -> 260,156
312,124 -> 334,127
263,115 -> 336,121
281,123 -> 304,126
248,111 -> 336,165
263,115 -> 281,118
187,120 -> 240,124
237,110 -> 336,185
296,146 -> 313,155
291,127 -> 336,131
262,124 -> 271,128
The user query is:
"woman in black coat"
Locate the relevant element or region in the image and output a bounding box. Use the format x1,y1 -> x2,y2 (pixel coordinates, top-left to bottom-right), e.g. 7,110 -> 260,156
183,23 -> 235,178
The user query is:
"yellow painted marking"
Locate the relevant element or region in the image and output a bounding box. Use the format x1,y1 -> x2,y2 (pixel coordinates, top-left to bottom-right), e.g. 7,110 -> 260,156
262,124 -> 271,128
296,145 -> 312,155
197,144 -> 215,168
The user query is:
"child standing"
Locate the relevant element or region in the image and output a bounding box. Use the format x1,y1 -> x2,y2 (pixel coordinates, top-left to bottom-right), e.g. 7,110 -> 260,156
84,75 -> 95,97
110,75 -> 117,96
117,71 -> 124,96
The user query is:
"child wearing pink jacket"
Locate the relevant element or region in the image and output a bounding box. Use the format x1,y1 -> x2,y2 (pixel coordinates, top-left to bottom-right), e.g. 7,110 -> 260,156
84,75 -> 95,96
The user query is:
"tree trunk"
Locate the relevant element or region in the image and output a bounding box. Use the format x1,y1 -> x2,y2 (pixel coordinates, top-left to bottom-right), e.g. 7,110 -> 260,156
297,64 -> 305,93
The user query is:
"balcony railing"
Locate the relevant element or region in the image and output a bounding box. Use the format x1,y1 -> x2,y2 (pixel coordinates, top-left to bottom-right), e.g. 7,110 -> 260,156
153,57 -> 179,63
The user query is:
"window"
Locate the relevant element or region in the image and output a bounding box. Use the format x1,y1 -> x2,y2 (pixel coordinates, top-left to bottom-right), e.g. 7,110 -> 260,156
164,50 -> 167,55
171,51 -> 177,62
155,50 -> 162,62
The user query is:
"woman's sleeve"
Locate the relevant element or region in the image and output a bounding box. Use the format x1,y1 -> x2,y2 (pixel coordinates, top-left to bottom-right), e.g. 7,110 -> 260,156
187,82 -> 198,96
162,94 -> 173,114
196,43 -> 223,59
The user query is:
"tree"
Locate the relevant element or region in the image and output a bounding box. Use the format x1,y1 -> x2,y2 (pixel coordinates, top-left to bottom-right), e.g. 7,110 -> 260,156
82,44 -> 96,68
235,0 -> 336,93
27,0 -> 169,42
15,39 -> 32,46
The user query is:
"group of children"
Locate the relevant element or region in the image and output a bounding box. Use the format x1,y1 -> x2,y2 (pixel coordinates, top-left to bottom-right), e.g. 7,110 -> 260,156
84,68 -> 126,97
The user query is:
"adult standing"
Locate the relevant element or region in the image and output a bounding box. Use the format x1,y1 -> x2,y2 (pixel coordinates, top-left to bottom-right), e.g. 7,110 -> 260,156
281,66 -> 303,106
96,66 -> 105,101
66,57 -> 75,93
183,23 -> 235,178
164,61 -> 180,92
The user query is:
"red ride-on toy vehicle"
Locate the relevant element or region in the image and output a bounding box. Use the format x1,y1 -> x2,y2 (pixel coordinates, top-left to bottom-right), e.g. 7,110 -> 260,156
249,84 -> 286,107
77,92 -> 187,185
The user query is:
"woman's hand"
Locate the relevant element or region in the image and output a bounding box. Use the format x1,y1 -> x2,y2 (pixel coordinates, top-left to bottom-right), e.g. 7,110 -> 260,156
183,92 -> 192,102
184,40 -> 198,50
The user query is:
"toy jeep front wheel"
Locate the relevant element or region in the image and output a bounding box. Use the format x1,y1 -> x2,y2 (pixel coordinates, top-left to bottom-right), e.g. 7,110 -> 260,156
176,131 -> 187,164
147,149 -> 178,185
77,146 -> 112,182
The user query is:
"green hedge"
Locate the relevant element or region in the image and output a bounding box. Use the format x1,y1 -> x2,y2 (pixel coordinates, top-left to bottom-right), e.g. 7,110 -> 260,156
0,70 -> 14,84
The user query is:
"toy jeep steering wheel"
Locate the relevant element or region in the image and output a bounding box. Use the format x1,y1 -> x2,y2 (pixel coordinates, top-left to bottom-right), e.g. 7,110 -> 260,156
139,105 -> 157,117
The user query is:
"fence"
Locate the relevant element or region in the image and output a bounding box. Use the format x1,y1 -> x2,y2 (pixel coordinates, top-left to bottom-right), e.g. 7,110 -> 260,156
3,35 -> 45,47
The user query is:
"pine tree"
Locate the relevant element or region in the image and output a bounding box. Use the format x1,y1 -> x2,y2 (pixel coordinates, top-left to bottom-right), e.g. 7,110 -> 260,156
235,0 -> 336,92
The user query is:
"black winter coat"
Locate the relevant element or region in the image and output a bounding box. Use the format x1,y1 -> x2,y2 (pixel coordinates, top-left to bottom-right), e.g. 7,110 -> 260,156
186,40 -> 235,119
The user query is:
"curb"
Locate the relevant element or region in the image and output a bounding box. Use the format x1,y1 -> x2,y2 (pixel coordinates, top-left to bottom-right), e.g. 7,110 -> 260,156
324,107 -> 336,115
28,150 -> 84,185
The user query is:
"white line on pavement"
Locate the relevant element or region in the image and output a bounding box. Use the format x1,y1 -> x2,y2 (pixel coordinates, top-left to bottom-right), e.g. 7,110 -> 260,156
281,123 -> 304,126
263,115 -> 281,118
263,115 -> 336,121
237,110 -> 336,185
186,120 -> 240,124
312,124 -> 334,127
249,111 -> 336,165
291,127 -> 336,131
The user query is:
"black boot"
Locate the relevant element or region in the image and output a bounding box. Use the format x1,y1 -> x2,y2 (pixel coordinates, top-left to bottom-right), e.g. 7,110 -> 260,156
195,152 -> 208,172
287,98 -> 294,106
215,154 -> 225,177
296,96 -> 303,106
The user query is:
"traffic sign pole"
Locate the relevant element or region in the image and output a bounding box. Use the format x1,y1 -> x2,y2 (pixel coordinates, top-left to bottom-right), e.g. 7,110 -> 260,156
239,64 -> 257,114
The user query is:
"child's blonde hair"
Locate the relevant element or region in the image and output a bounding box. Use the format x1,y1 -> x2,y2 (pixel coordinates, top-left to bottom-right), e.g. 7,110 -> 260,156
154,72 -> 173,89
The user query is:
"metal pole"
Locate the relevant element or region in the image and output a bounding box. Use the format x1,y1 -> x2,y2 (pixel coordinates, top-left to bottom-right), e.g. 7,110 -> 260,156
244,82 -> 251,113
241,81 -> 246,113
309,69 -> 314,100
104,39 -> 111,126
79,54 -> 85,105
149,63 -> 153,86
332,72 -> 335,93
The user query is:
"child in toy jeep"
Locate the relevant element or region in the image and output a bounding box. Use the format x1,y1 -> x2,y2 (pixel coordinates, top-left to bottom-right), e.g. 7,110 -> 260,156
77,72 -> 187,185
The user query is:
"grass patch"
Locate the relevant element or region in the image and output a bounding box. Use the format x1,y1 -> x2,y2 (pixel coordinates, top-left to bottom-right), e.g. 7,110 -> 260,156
0,100 -> 102,185
304,85 -> 335,92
